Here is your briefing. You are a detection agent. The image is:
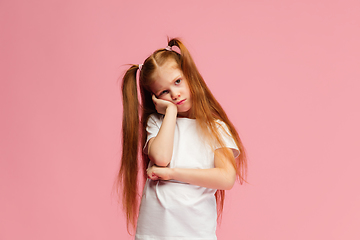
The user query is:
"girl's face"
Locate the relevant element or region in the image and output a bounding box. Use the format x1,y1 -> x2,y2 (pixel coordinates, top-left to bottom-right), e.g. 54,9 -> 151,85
150,59 -> 192,117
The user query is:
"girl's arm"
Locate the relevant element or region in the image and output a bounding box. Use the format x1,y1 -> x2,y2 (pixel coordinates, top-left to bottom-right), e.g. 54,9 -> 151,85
147,95 -> 177,167
147,148 -> 237,190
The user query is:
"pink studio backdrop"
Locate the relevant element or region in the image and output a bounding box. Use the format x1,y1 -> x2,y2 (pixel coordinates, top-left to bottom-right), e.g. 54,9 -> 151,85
1,1 -> 359,240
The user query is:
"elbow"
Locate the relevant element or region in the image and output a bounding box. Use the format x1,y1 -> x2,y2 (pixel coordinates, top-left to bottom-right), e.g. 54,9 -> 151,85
222,178 -> 236,190
148,144 -> 171,167
149,154 -> 171,167
221,172 -> 236,190
155,160 -> 170,167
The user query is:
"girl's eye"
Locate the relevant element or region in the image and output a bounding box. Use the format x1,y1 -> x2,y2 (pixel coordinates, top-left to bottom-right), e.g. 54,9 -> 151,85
160,90 -> 169,96
175,79 -> 181,85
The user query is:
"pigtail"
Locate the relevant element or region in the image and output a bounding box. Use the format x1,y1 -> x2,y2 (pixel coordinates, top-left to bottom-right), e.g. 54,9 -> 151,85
118,65 -> 141,232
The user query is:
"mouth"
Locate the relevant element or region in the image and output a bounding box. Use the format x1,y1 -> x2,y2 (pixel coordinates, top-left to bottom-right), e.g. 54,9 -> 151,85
176,99 -> 186,105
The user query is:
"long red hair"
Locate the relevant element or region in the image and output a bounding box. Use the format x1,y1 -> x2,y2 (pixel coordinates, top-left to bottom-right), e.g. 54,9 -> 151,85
116,38 -> 247,232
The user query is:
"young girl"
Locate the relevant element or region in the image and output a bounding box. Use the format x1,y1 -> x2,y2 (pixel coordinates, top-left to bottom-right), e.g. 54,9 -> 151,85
117,38 -> 247,240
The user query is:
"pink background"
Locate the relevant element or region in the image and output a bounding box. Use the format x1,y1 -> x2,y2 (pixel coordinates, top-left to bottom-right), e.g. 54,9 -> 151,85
1,0 -> 359,239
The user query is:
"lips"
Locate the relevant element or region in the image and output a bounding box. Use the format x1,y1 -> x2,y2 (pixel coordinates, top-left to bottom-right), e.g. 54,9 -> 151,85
176,99 -> 186,105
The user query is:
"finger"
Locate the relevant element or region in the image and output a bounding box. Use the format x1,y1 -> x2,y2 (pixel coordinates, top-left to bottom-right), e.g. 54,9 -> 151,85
148,174 -> 159,181
152,94 -> 158,103
146,169 -> 153,178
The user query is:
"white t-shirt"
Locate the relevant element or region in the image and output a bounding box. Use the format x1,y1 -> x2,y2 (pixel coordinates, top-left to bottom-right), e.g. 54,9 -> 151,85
135,114 -> 239,240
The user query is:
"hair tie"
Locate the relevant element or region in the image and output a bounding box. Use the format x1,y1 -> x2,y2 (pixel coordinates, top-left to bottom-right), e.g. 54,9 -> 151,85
138,64 -> 143,71
165,46 -> 172,51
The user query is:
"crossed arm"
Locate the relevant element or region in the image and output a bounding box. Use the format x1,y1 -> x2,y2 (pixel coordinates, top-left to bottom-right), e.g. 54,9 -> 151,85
147,147 -> 236,190
147,96 -> 236,191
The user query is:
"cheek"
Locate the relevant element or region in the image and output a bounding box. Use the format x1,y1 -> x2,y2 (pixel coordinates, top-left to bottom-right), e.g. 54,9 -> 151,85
185,89 -> 191,98
159,95 -> 171,101
183,84 -> 191,96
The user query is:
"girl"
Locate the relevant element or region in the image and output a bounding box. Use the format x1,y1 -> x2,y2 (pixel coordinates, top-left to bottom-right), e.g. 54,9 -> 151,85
117,38 -> 247,240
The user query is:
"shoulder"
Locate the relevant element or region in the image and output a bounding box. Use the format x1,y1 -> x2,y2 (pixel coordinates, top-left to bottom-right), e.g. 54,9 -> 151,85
148,113 -> 163,123
215,119 -> 225,126
215,119 -> 231,134
146,113 -> 164,128
214,119 -> 240,157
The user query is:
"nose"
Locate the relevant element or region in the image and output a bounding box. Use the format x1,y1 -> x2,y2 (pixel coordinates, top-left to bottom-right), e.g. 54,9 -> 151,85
171,92 -> 180,100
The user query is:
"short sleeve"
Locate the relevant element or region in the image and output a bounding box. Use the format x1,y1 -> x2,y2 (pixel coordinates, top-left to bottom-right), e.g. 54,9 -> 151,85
143,114 -> 162,154
215,121 -> 240,158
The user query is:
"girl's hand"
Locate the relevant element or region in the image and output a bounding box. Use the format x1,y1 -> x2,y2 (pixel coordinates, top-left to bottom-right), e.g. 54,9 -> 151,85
152,95 -> 177,115
147,165 -> 172,181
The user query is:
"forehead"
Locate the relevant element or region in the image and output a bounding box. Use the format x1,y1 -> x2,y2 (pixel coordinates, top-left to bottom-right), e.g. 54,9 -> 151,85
150,60 -> 182,92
